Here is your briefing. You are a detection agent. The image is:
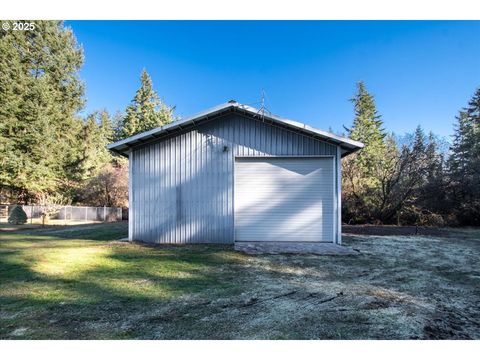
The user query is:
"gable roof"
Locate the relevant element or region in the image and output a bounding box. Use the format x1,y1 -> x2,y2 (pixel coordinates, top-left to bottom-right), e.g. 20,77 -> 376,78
107,101 -> 364,157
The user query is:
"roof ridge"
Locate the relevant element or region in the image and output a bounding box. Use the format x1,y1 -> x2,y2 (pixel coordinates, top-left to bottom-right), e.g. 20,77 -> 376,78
107,101 -> 363,157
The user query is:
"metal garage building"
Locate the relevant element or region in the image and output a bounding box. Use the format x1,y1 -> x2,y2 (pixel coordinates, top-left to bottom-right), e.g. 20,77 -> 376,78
108,101 -> 363,245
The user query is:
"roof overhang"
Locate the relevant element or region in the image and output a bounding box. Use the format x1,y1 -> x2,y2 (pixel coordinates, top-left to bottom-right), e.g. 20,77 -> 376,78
107,101 -> 364,157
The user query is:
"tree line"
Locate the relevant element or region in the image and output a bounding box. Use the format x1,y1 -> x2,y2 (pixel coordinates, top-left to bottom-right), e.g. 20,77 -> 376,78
0,21 -> 174,208
343,82 -> 480,226
1,21 -> 479,225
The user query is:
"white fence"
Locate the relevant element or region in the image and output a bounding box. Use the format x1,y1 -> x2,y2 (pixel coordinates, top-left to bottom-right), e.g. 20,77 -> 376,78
0,204 -> 123,223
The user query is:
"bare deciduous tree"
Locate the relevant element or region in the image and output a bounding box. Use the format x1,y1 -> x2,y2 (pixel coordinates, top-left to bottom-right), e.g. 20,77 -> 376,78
77,162 -> 128,208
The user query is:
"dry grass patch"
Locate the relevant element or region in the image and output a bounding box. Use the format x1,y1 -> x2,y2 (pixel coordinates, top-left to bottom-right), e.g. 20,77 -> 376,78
1,222 -> 479,339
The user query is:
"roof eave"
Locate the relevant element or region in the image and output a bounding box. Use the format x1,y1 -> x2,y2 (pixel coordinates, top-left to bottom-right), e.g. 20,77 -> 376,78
106,102 -> 364,156
106,102 -> 236,156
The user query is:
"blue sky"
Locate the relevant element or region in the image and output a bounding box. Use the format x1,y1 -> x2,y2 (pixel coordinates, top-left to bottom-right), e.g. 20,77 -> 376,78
66,21 -> 480,138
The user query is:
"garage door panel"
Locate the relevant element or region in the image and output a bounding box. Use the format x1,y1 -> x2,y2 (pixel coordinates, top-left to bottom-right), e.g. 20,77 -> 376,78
234,157 -> 334,242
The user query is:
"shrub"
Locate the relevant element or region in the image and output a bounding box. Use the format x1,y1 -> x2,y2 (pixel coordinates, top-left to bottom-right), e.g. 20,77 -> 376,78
8,205 -> 28,225
422,213 -> 445,227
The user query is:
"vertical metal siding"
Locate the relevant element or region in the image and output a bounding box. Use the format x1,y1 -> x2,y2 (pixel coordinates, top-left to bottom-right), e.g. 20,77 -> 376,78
130,114 -> 338,244
335,146 -> 342,244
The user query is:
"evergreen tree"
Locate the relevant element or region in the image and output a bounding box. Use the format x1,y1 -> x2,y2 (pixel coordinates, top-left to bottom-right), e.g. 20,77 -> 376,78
342,81 -> 390,222
421,132 -> 447,217
397,126 -> 435,224
99,110 -> 114,144
119,69 -> 174,138
76,111 -> 114,181
347,81 -> 387,176
449,111 -> 471,176
425,132 -> 440,174
342,87 -> 435,224
8,205 -> 28,225
72,110 -> 127,205
412,126 -> 426,159
111,111 -> 126,142
0,21 -> 84,203
447,88 -> 480,225
122,104 -> 140,139
410,125 -> 428,197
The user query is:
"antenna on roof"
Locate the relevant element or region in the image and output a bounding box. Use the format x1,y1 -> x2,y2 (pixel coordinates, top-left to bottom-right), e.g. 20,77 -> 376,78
257,89 -> 271,121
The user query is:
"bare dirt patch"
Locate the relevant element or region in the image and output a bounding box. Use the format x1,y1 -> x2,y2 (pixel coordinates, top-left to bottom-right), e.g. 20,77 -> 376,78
342,224 -> 477,238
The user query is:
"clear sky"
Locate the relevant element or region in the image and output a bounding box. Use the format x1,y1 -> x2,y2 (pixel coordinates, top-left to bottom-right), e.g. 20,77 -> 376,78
66,21 -> 480,138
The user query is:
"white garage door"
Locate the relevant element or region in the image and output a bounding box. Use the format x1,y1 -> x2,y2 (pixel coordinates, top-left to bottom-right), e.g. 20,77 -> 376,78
234,157 -> 334,242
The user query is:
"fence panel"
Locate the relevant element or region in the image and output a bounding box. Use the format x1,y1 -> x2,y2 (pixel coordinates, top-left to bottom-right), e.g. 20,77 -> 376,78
1,204 -> 124,223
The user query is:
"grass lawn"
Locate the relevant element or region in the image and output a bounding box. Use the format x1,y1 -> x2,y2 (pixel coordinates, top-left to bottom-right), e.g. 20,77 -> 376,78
1,222 -> 479,339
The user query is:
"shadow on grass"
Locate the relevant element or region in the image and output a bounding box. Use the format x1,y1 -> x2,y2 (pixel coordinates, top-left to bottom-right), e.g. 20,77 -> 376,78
0,221 -> 128,242
3,228 -> 479,339
0,238 -> 249,339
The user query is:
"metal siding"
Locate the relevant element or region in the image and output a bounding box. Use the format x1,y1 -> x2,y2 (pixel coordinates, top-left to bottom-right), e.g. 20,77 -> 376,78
336,146 -> 342,244
128,150 -> 133,240
234,157 -> 335,242
130,114 -> 339,243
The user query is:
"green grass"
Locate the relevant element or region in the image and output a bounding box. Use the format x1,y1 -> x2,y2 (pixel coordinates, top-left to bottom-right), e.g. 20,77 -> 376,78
0,222 -> 246,339
1,222 -> 479,339
0,219 -> 107,227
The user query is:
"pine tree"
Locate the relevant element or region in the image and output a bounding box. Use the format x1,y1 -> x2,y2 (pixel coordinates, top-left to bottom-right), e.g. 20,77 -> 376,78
111,111 -> 126,142
347,81 -> 387,176
99,110 -> 114,144
72,110 -> 127,205
421,132 -> 447,217
76,111 -> 114,181
400,126 -> 438,223
425,132 -> 440,175
342,85 -> 433,224
447,88 -> 480,224
121,104 -> 140,139
8,205 -> 28,225
119,69 -> 174,138
412,126 -> 426,158
449,111 -> 471,176
342,81 -> 390,222
410,126 -> 428,193
0,21 -> 84,203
